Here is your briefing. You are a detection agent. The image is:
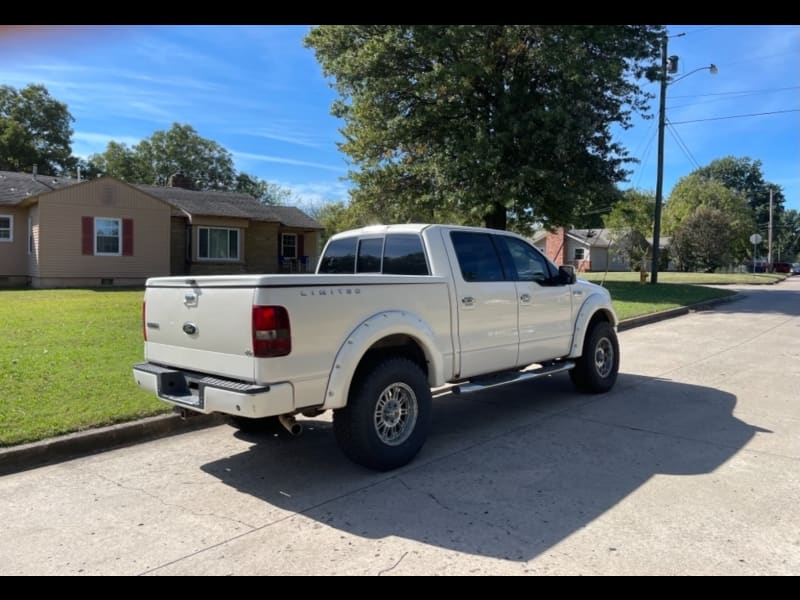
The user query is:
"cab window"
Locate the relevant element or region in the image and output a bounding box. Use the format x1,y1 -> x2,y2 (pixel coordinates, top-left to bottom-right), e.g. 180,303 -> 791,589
498,236 -> 556,284
318,237 -> 357,273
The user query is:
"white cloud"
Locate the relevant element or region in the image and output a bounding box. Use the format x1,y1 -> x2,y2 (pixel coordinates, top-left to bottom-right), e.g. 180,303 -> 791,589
232,150 -> 347,173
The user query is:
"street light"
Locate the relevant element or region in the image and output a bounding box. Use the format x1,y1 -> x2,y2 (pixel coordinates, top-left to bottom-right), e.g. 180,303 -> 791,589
650,35 -> 718,284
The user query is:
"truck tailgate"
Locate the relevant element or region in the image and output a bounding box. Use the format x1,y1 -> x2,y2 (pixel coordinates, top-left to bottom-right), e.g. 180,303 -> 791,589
144,284 -> 256,381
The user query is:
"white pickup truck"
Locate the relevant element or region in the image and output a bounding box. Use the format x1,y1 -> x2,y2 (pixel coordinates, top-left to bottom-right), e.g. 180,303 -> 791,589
133,224 -> 619,470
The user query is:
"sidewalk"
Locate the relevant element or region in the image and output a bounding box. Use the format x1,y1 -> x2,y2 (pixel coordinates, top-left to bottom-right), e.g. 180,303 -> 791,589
0,293 -> 742,476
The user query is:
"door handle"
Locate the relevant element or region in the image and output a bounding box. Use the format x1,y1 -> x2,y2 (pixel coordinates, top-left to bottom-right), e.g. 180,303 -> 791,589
519,293 -> 531,303
461,296 -> 475,307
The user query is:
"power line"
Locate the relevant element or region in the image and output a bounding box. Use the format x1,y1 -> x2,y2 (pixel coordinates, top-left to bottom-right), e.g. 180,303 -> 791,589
665,120 -> 701,170
717,50 -> 800,68
669,85 -> 800,99
670,109 -> 800,125
667,86 -> 800,110
634,129 -> 657,188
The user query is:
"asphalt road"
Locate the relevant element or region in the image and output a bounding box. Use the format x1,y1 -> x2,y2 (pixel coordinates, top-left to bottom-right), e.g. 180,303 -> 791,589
1,278 -> 799,575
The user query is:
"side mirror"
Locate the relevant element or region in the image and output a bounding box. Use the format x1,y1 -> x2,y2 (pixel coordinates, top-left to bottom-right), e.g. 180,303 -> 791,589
559,265 -> 576,285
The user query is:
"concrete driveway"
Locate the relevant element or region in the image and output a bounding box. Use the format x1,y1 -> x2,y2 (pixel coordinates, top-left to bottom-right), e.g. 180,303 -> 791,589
1,278 -> 798,575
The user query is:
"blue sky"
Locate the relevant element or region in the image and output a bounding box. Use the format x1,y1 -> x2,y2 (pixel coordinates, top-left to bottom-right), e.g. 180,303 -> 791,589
1,25 -> 798,212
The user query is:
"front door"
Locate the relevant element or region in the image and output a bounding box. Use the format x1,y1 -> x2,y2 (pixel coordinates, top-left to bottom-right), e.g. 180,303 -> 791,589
448,230 -> 519,378
496,235 -> 574,364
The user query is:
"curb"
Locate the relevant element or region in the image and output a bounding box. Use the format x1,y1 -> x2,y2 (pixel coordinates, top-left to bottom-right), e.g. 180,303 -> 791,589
0,412 -> 227,476
618,292 -> 741,332
0,292 -> 742,476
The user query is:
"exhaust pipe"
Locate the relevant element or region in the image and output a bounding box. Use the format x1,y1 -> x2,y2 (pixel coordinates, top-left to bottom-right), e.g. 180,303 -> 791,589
278,414 -> 303,436
174,407 -> 201,419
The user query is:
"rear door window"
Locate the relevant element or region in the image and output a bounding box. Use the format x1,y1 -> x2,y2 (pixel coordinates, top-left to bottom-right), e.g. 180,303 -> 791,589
450,231 -> 505,282
383,234 -> 429,275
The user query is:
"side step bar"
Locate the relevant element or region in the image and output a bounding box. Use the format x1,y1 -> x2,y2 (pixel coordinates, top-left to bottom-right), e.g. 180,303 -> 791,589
450,361 -> 575,395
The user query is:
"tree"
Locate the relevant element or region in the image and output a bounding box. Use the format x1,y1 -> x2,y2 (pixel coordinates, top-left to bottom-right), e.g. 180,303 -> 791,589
235,173 -> 292,205
314,201 -> 376,241
671,207 -> 737,272
86,141 -> 142,182
305,25 -> 663,231
603,189 -> 655,272
775,209 -> 800,262
0,84 -> 74,175
693,156 -> 785,230
90,123 -> 235,190
663,174 -> 754,262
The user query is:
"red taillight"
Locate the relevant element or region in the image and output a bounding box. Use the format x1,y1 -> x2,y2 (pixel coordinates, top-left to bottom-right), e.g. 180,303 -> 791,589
142,300 -> 147,341
252,305 -> 291,357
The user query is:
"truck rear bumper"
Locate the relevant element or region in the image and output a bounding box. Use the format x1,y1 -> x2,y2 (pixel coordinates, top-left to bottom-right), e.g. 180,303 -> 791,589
133,362 -> 294,418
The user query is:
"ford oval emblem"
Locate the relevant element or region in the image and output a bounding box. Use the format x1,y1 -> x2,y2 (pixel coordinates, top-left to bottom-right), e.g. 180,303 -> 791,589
182,322 -> 197,335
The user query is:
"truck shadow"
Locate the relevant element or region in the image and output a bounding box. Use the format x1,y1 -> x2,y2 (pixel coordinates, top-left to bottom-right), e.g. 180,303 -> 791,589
201,373 -> 766,562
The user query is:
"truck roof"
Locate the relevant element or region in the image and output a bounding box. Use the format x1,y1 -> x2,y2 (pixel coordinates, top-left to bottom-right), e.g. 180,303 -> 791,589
328,223 -> 520,240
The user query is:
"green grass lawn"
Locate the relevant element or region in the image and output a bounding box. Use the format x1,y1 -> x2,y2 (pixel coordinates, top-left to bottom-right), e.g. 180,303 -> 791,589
580,271 -> 778,321
0,289 -> 169,446
582,271 -> 786,285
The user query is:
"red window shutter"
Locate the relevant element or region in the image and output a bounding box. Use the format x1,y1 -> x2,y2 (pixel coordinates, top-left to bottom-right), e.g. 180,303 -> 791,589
81,217 -> 93,255
298,234 -> 305,258
122,218 -> 134,256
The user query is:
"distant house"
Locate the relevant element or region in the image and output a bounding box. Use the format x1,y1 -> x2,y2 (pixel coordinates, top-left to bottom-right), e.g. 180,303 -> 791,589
531,227 -> 671,272
0,171 -> 322,288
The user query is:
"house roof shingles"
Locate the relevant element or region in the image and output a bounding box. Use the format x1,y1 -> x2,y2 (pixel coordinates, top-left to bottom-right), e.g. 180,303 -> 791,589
0,171 -> 321,230
0,170 -> 78,205
134,184 -> 322,229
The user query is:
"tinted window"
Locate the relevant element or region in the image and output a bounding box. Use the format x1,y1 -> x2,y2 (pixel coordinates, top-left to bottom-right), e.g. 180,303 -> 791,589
383,234 -> 429,275
450,231 -> 504,282
318,237 -> 357,273
501,236 -> 553,284
357,238 -> 383,273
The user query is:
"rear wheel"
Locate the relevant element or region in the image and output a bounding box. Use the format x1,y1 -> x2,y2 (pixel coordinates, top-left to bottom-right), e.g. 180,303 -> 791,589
569,320 -> 619,393
334,357 -> 432,471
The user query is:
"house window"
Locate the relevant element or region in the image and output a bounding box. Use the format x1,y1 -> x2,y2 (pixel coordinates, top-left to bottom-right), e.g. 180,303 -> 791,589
198,227 -> 240,261
281,233 -> 297,259
95,217 -> 121,255
574,248 -> 586,261
0,215 -> 12,242
28,217 -> 33,254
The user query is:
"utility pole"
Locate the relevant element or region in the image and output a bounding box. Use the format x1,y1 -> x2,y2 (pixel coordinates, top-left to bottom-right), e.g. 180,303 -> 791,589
767,188 -> 773,268
650,35 -> 668,285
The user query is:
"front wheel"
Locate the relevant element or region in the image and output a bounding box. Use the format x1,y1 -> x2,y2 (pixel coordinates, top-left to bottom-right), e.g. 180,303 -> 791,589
569,320 -> 619,393
334,357 -> 432,471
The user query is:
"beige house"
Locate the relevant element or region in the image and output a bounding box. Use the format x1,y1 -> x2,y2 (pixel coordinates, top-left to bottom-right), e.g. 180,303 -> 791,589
0,171 -> 322,288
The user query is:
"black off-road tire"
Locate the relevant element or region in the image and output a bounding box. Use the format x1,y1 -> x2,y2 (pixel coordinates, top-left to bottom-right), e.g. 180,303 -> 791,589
334,357 -> 432,471
569,320 -> 620,394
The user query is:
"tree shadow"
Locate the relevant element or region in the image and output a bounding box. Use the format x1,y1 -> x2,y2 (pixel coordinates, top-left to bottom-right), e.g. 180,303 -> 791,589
200,373 -> 767,562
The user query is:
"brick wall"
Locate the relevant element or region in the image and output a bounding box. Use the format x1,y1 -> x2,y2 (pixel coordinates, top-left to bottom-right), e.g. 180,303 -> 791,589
545,227 -> 565,265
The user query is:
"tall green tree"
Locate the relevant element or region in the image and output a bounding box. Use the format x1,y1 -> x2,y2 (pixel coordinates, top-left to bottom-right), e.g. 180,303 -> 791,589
89,123 -> 236,190
663,174 -> 754,261
671,207 -> 737,272
305,25 -> 663,231
693,156 -> 784,230
775,208 -> 800,262
0,84 -> 74,175
235,172 -> 292,205
603,189 -> 655,272
86,141 -> 142,182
